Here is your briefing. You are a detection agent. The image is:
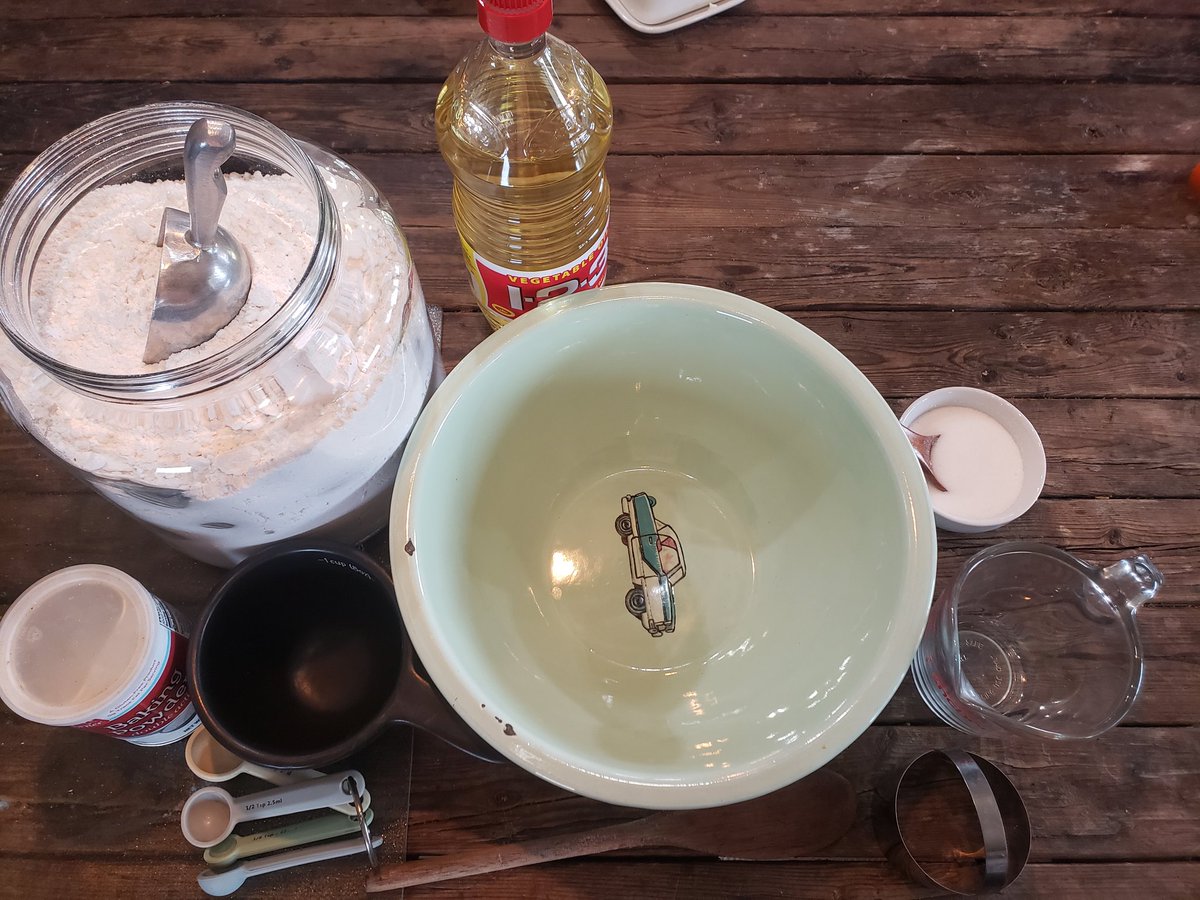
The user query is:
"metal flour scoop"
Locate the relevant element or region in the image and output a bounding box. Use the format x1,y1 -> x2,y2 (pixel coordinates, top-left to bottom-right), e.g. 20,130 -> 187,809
143,118 -> 252,364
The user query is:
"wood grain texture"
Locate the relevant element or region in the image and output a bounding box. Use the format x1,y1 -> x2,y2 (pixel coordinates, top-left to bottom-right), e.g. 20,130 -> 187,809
398,726 -> 1200,861
434,307 -> 1200,398
1,722 -> 1196,865
4,153 -> 1197,232
5,0 -> 1200,18
332,153 -> 1200,231
4,83 -> 1199,155
5,395 -> 1199,496
1,17 -> 1197,83
0,0 -> 1197,896
393,225 -> 1200,313
0,859 -> 1196,900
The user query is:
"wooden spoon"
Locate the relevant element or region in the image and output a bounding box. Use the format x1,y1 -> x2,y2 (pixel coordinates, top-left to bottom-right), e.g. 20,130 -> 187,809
366,769 -> 856,893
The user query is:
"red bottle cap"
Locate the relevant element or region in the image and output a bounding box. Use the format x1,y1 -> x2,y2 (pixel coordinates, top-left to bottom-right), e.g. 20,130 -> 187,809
477,0 -> 554,44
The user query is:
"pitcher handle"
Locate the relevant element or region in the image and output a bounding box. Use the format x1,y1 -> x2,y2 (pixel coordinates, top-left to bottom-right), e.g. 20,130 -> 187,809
1100,554 -> 1164,613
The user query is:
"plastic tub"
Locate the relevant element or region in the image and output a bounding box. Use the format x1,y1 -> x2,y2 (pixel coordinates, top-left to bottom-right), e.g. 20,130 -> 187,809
0,565 -> 200,746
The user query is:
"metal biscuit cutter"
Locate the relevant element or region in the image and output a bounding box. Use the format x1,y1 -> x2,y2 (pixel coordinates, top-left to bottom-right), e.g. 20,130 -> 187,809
876,749 -> 1031,895
144,117 -> 252,364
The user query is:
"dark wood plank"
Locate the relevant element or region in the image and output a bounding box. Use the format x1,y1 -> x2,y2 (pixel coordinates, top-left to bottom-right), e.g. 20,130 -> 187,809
389,862 -> 1200,900
5,399 -> 1199,499
1,17 -> 1197,83
2,723 -> 1197,865
3,0 -> 1198,18
411,226 -> 1200,313
5,83 -> 1199,155
345,153 -> 1200,231
436,307 -> 1200,398
0,710 -> 464,864
4,154 -> 1196,231
567,226 -> 1200,313
399,726 -> 1200,861
0,858 -> 1194,900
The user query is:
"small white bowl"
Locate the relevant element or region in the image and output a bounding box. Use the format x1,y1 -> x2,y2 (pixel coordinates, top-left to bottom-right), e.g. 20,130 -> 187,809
900,387 -> 1046,533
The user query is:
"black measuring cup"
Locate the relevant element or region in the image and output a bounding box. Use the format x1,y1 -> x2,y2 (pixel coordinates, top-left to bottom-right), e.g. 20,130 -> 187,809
189,542 -> 502,768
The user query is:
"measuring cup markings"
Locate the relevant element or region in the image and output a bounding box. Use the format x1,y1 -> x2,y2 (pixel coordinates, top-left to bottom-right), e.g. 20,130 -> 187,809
242,797 -> 283,812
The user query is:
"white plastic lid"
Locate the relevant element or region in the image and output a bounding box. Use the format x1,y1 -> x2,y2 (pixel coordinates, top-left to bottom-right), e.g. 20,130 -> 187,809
0,565 -> 156,726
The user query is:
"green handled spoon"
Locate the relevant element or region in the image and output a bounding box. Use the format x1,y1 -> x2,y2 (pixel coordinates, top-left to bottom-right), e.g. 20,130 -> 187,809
199,835 -> 382,897
204,809 -> 374,868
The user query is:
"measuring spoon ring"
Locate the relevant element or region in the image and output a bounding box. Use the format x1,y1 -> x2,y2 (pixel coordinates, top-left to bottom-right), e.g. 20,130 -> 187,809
204,809 -> 374,868
181,770 -> 366,848
186,725 -> 369,816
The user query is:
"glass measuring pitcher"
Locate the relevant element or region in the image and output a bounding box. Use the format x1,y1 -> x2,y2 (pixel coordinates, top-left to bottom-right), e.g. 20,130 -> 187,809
912,542 -> 1163,740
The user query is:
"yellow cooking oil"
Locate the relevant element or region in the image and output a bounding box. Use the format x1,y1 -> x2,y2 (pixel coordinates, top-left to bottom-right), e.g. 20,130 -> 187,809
435,5 -> 612,330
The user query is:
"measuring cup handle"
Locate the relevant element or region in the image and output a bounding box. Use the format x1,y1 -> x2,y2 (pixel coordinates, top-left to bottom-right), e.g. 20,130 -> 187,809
392,649 -> 505,764
237,770 -> 367,824
1100,554 -> 1165,612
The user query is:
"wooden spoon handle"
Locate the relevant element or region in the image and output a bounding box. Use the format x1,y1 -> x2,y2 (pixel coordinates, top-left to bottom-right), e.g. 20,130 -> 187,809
365,819 -> 651,893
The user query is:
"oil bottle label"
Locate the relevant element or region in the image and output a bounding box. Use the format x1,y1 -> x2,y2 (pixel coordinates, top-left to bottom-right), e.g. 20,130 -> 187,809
464,223 -> 609,327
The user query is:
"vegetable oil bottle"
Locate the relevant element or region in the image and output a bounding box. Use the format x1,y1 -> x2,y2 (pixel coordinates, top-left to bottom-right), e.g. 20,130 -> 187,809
435,0 -> 613,329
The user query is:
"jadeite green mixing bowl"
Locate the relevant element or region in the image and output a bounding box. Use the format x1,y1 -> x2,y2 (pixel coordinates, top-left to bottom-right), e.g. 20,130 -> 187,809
390,283 -> 936,808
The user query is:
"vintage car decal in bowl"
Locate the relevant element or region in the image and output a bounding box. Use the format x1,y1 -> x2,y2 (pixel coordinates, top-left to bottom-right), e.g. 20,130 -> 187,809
616,492 -> 686,637
390,283 -> 936,809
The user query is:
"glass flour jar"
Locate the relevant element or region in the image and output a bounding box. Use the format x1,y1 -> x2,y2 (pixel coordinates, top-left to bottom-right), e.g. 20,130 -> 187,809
0,103 -> 437,567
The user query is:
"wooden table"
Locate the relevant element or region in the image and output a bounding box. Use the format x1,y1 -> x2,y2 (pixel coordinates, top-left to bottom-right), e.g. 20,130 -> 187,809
1,1 -> 1198,897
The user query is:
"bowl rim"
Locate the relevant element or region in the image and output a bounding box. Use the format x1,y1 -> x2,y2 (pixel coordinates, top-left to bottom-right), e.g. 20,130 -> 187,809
390,282 -> 937,808
899,386 -> 1047,533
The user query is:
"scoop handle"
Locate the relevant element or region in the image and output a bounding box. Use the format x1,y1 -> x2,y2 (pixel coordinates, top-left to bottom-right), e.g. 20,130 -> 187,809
184,117 -> 236,249
235,770 -> 366,826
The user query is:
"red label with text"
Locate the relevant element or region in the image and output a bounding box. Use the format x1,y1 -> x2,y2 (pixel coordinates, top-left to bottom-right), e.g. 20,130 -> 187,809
467,225 -> 608,326
75,631 -> 193,738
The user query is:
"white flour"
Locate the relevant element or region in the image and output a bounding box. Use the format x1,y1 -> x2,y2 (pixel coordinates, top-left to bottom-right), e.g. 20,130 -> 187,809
31,173 -> 316,373
1,162 -> 434,566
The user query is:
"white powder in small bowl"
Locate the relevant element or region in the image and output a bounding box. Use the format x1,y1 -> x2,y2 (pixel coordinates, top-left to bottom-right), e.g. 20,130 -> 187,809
30,172 -> 316,373
910,405 -> 1025,522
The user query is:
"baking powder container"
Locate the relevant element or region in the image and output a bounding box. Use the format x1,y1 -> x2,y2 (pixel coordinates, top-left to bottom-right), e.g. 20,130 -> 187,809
0,565 -> 200,746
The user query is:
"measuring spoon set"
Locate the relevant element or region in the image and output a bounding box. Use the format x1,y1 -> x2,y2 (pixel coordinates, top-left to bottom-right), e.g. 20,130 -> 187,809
183,726 -> 379,896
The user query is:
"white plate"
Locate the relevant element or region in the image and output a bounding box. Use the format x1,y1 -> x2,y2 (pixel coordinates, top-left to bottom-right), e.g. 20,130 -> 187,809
603,0 -> 747,34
